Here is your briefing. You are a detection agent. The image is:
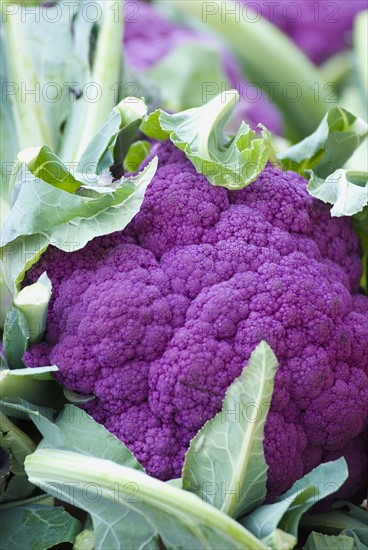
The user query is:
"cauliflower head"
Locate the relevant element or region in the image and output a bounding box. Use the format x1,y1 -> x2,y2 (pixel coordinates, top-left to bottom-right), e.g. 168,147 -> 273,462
25,142 -> 368,501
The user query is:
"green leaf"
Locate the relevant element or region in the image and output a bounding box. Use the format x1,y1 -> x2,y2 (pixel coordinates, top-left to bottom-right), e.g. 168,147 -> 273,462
3,306 -> 29,369
140,108 -> 170,141
0,158 -> 157,292
26,449 -> 267,550
18,147 -> 81,193
182,341 -> 278,518
145,42 -> 230,112
307,170 -> 368,217
0,503 -> 81,550
340,530 -> 368,550
124,140 -> 151,173
0,412 -> 35,475
304,532 -> 356,550
241,458 -> 349,538
1,234 -> 49,295
301,507 -> 368,540
1,473 -> 35,504
0,366 -> 61,407
277,107 -> 368,179
78,98 -> 147,174
74,528 -> 95,550
262,529 -> 297,550
142,90 -> 271,190
13,272 -> 52,346
36,405 -> 145,471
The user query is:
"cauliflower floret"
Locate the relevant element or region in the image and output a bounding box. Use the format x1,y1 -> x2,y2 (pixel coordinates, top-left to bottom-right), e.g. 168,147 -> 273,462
25,142 -> 368,502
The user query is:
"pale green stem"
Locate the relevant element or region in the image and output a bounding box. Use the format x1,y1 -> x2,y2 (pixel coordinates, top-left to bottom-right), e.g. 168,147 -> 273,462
320,51 -> 352,86
164,0 -> 329,138
72,0 -> 124,162
26,449 -> 268,550
354,11 -> 368,97
14,281 -> 51,345
3,4 -> 52,149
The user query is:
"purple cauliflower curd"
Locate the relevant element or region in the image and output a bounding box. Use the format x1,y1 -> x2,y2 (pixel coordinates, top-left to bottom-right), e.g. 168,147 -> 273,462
25,142 -> 368,501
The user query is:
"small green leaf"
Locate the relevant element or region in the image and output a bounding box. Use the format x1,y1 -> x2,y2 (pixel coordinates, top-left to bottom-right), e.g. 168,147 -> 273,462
304,532 -> 355,550
307,170 -> 368,217
141,90 -> 271,190
140,109 -> 170,141
78,98 -> 147,174
0,503 -> 81,550
277,107 -> 368,179
241,458 -> 349,538
74,528 -> 95,550
18,146 -> 81,193
183,341 -> 278,518
262,529 -> 297,550
124,140 -> 151,173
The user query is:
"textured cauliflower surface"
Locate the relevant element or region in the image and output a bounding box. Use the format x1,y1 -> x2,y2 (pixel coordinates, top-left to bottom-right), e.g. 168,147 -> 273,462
25,142 -> 368,500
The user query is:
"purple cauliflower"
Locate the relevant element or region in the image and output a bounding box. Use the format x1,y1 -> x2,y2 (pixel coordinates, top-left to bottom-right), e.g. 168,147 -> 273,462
25,141 -> 368,501
241,0 -> 366,64
124,0 -> 283,135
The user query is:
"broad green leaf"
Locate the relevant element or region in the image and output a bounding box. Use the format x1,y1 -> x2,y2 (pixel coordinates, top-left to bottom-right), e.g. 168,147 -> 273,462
304,532 -> 355,550
241,458 -> 349,538
124,140 -> 151,173
0,503 -> 81,550
26,449 -> 267,550
307,170 -> 368,217
277,108 -> 368,179
182,341 -> 278,518
142,90 -> 271,189
3,306 -> 29,369
36,405 -> 145,471
0,158 -> 157,292
145,42 -> 230,112
0,366 -> 61,407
